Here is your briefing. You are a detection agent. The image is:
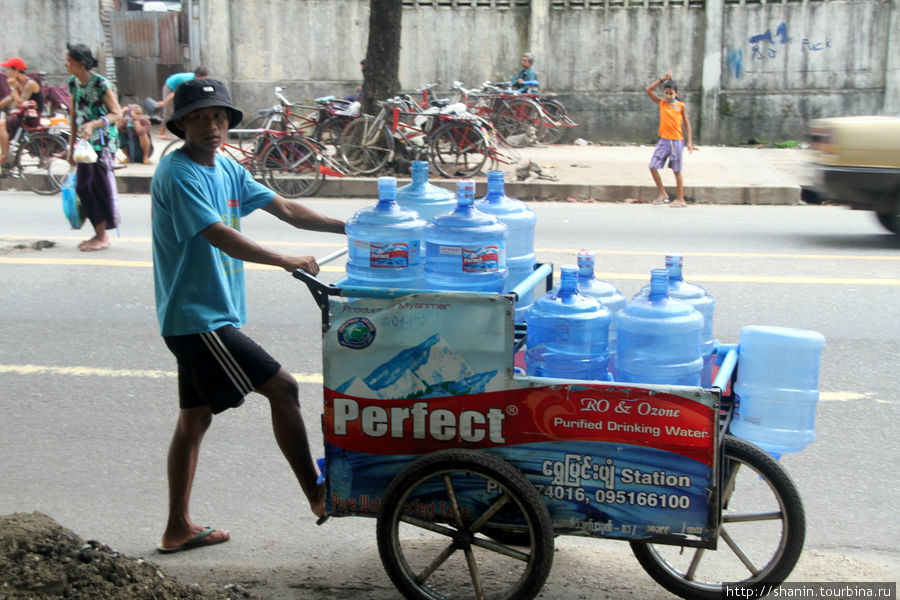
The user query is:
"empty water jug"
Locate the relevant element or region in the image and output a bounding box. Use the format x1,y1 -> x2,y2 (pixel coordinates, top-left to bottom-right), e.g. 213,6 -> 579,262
345,177 -> 427,288
731,326 -> 826,458
525,265 -> 611,380
476,171 -> 537,320
424,180 -> 507,292
617,269 -> 703,386
395,161 -> 456,222
636,254 -> 716,386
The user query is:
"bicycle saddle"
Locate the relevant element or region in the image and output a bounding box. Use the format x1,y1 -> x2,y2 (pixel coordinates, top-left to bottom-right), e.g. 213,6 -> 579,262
429,98 -> 451,108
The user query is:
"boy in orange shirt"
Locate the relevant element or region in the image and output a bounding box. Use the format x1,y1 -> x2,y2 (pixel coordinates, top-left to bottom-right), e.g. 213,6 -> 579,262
645,71 -> 695,207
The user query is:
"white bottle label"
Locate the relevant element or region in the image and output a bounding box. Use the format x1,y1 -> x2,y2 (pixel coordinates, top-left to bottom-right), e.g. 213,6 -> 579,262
368,240 -> 420,268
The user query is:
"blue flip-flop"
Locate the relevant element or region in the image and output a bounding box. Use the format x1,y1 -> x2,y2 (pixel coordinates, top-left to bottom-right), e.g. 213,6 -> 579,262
157,526 -> 229,554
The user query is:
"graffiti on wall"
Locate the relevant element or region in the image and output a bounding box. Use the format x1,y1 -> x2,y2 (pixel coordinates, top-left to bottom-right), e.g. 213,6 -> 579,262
729,22 -> 832,78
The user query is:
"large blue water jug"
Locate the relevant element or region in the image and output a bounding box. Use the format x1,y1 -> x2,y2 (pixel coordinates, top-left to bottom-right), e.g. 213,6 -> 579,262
395,161 -> 456,222
476,171 -> 537,320
616,269 -> 703,385
730,326 -> 826,458
576,249 -> 626,361
525,265 -> 612,380
345,177 -> 427,288
636,254 -> 716,386
424,180 -> 508,292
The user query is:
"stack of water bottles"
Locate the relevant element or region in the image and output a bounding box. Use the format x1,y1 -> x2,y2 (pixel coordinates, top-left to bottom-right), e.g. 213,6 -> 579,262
345,163 -> 536,308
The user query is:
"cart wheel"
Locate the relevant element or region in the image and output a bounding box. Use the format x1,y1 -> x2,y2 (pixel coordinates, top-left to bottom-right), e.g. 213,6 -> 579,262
630,435 -> 806,600
376,449 -> 554,600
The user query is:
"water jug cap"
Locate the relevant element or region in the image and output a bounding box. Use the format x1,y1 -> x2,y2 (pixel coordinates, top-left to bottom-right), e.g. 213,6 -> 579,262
411,161 -> 429,180
649,268 -> 669,299
377,177 -> 397,204
665,254 -> 685,280
456,179 -> 475,205
577,249 -> 595,272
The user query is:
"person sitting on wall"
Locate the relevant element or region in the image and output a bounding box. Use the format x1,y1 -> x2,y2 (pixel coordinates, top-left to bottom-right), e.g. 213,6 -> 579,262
118,103 -> 154,164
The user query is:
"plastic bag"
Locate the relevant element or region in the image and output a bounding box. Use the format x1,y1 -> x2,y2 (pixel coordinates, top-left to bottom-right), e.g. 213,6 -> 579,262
61,172 -> 84,229
73,138 -> 97,163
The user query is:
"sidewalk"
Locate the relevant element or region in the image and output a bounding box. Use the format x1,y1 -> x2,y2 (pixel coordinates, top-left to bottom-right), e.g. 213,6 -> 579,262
19,133 -> 817,204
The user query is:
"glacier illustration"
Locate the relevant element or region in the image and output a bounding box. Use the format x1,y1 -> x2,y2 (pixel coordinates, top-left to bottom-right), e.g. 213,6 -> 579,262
335,333 -> 498,399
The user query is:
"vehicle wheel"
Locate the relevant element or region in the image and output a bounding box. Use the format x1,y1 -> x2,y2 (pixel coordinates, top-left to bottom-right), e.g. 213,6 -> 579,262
494,99 -> 541,147
259,135 -> 324,198
285,112 -> 316,136
430,121 -> 489,178
339,116 -> 393,175
314,115 -> 352,166
630,435 -> 805,600
875,208 -> 900,234
536,99 -> 567,145
159,138 -> 184,159
15,132 -> 69,195
376,449 -> 554,600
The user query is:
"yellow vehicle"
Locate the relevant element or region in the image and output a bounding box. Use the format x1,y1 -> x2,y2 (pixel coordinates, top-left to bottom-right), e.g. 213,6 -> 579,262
809,115 -> 900,234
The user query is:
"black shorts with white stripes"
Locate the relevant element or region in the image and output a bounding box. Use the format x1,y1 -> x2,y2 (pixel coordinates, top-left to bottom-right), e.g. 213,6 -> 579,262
164,325 -> 281,414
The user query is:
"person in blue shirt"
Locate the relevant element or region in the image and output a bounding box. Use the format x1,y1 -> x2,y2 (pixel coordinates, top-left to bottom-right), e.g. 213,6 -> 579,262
152,66 -> 208,138
151,78 -> 345,554
510,52 -> 538,93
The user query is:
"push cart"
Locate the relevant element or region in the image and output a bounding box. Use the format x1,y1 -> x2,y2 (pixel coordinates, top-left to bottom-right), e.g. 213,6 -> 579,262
295,258 -> 805,600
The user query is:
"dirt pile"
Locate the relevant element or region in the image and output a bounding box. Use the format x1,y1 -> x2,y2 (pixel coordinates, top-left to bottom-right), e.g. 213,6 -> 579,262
0,512 -> 252,600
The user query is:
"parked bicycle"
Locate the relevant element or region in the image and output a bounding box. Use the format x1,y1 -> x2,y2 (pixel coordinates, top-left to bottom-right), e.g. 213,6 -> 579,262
238,87 -> 360,162
484,80 -> 578,144
0,100 -> 69,195
160,127 -> 340,198
451,81 -> 549,147
338,96 -> 500,178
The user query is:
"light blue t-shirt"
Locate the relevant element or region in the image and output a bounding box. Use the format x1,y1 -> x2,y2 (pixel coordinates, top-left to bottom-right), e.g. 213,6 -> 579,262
164,72 -> 195,91
151,150 -> 275,336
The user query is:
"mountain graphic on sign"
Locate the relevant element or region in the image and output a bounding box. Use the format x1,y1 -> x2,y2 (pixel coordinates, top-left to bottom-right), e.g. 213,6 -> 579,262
335,333 -> 497,399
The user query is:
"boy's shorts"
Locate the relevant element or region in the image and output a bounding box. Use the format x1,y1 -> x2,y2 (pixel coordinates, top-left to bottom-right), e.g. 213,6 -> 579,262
163,325 -> 281,414
649,138 -> 685,172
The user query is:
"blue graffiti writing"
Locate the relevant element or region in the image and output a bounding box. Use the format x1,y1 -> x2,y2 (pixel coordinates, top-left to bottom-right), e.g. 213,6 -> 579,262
749,22 -> 792,45
728,49 -> 743,78
801,38 -> 831,51
751,44 -> 778,61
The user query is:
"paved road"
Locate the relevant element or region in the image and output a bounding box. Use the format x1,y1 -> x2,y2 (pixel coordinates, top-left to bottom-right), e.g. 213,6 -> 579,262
1,192 -> 897,598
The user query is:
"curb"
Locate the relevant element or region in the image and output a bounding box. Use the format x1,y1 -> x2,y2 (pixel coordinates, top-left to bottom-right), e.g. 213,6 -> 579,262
1,174 -> 802,205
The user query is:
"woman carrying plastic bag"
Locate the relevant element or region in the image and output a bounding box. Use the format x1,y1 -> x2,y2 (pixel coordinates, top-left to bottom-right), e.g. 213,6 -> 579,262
65,43 -> 122,251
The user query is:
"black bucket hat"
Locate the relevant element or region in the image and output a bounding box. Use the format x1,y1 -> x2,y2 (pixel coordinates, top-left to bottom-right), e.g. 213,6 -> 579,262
166,78 -> 243,139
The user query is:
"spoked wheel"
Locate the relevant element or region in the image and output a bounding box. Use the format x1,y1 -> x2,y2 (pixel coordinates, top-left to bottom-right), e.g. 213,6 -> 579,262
630,435 -> 806,600
376,449 -> 554,600
259,135 -> 324,197
314,115 -> 353,167
535,99 -> 569,145
430,121 -> 489,178
234,113 -> 269,154
339,116 -> 393,175
15,132 -> 69,194
493,99 -> 541,148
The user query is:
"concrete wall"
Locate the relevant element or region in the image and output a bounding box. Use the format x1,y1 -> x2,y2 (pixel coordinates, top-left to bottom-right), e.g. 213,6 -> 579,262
7,0 -> 898,144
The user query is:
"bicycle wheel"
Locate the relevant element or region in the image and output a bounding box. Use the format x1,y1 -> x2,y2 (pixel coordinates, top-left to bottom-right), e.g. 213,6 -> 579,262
235,113 -> 269,153
494,98 -> 541,147
535,99 -> 568,145
339,116 -> 393,175
259,135 -> 324,198
313,115 -> 352,165
159,138 -> 184,159
430,121 -> 489,178
15,132 -> 69,195
376,449 -> 554,600
630,435 -> 806,600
